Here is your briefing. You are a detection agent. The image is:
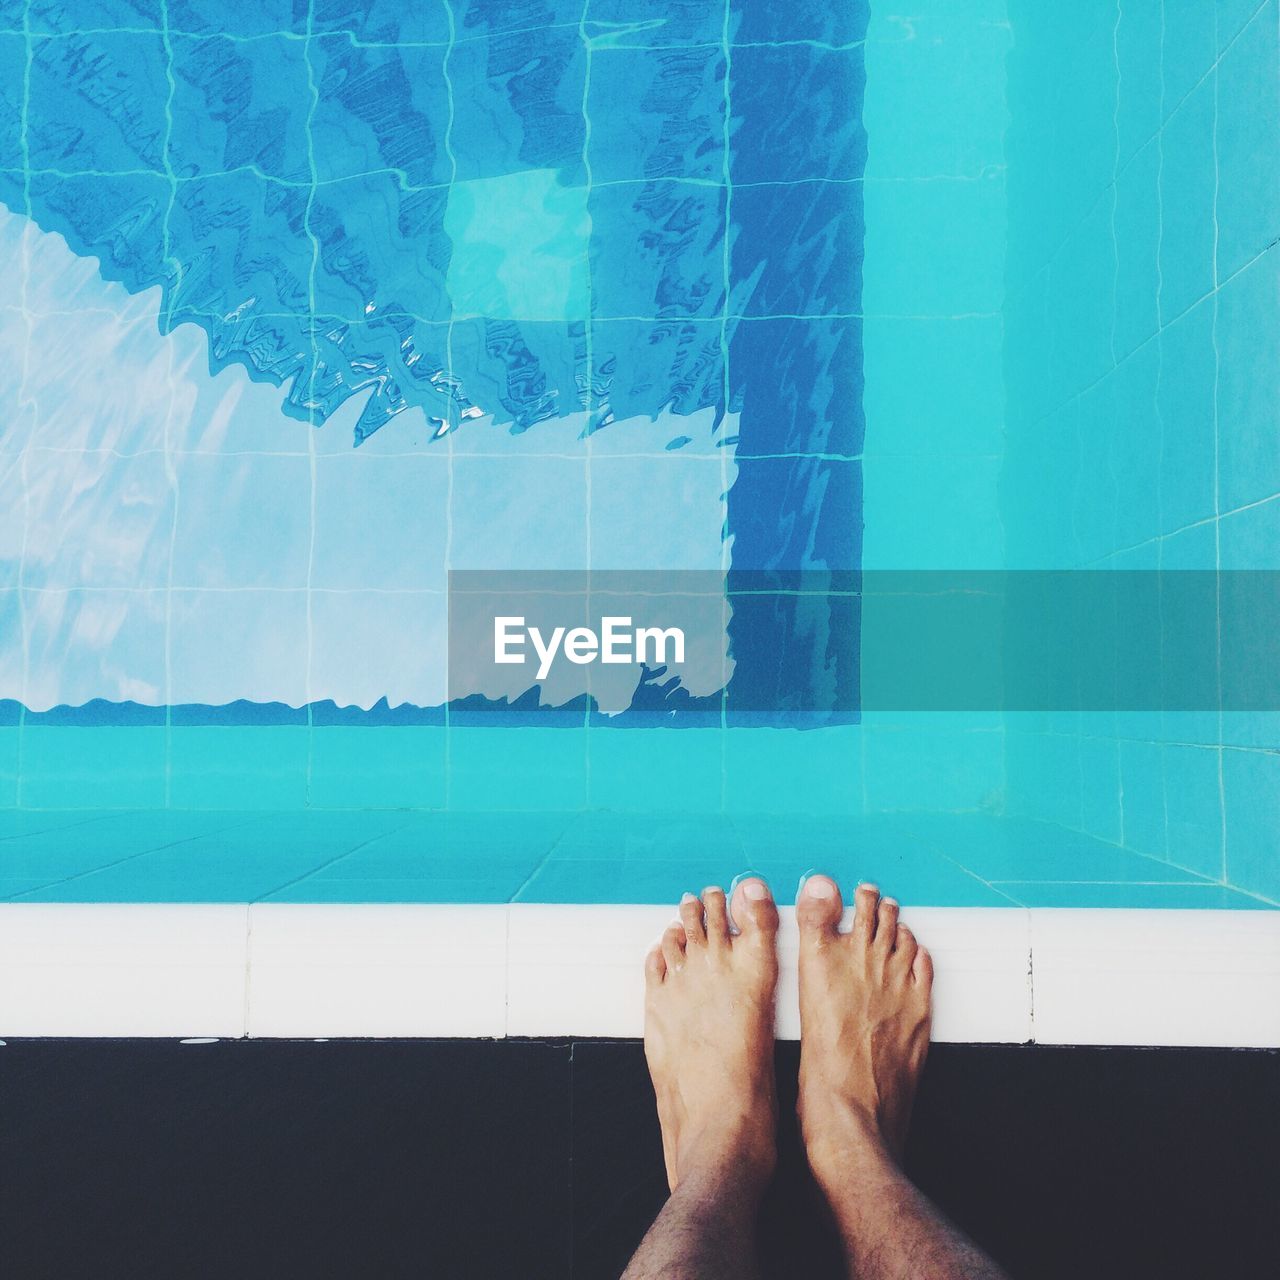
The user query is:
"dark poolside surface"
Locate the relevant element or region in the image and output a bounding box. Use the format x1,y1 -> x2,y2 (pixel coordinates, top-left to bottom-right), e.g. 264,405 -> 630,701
0,1038 -> 1276,1279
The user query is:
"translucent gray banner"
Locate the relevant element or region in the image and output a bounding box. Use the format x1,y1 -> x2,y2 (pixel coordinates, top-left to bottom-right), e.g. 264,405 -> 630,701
447,571 -> 1280,716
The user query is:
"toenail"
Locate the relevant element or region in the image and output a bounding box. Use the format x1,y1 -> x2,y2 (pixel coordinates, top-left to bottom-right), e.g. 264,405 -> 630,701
859,882 -> 879,895
803,877 -> 836,899
680,892 -> 697,904
882,897 -> 898,908
742,879 -> 769,900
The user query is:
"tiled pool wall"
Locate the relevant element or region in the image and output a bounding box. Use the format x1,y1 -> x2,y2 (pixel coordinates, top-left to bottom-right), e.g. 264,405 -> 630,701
858,0 -> 1009,816
0,1 -> 1011,825
0,0 -> 869,814
0,0 -> 1275,914
999,1 -> 1280,904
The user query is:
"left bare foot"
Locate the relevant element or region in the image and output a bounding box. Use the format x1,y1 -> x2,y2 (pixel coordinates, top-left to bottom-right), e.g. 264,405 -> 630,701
643,880 -> 780,1192
795,877 -> 933,1183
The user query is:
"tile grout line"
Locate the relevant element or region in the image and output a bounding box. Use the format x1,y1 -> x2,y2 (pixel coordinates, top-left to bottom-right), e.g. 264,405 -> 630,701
1026,906 -> 1036,1044
242,901 -> 254,1038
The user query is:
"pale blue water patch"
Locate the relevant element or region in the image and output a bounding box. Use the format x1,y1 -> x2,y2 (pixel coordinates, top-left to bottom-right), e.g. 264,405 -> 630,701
0,0 -> 865,725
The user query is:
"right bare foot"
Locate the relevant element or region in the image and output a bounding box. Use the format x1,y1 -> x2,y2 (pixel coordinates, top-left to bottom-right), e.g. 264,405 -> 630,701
795,877 -> 933,1184
643,879 -> 780,1193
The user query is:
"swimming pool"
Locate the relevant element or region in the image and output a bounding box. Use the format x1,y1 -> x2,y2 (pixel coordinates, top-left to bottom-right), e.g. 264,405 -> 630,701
0,1 -> 1277,1044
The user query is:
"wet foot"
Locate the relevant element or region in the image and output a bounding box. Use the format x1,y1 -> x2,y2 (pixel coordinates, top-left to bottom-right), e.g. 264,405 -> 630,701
795,877 -> 933,1182
643,879 -> 780,1192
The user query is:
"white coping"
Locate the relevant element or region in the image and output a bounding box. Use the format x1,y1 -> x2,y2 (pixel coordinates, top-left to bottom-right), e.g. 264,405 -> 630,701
0,904 -> 1277,1048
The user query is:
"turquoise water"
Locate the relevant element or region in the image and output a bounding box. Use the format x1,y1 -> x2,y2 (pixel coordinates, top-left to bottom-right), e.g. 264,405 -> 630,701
0,1 -> 1277,907
1,807 -> 1267,908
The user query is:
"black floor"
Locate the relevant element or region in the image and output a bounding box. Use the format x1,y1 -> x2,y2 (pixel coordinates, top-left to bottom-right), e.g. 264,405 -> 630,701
1,1040 -> 1277,1279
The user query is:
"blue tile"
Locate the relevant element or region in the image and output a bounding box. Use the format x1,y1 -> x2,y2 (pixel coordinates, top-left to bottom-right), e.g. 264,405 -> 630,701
263,876 -> 526,904
1220,496 -> 1280,570
168,728 -> 311,809
862,457 -> 1002,569
19,728 -> 167,809
583,0 -> 722,47
1079,735 -> 1123,845
28,34 -> 169,173
733,815 -> 1014,907
1159,521 -> 1217,569
729,181 -> 861,318
552,812 -> 743,863
171,34 -> 312,184
723,727 -> 861,815
29,0 -> 163,31
447,728 -> 589,810
0,811 -> 256,899
1223,748 -> 1280,902
1116,4 -> 1163,166
729,316 -> 864,458
1120,740 -> 1168,861
917,814 -> 1191,885
863,725 -> 1003,815
729,44 -> 865,184
1161,1 -> 1217,118
446,24 -> 586,183
1163,745 -> 1225,879
1113,140 -> 1161,358
308,727 -> 448,810
310,40 -> 452,186
586,48 -> 725,185
24,811 -> 402,902
996,881 -> 1269,909
0,726 -> 16,808
1116,343 -> 1167,547
0,811 -> 119,840
861,318 -> 1003,455
861,176 -> 1004,316
1217,248 -> 1280,512
586,730 -> 725,813
1157,297 -> 1217,530
1216,4 -> 1280,282
862,16 -> 1006,179
733,0 -> 868,46
313,0 -> 448,43
516,856 -> 769,904
727,456 -> 862,571
1159,77 -> 1217,325
172,0 -> 308,37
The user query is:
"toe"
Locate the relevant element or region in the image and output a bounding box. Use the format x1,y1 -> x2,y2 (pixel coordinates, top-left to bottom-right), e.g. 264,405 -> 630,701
912,944 -> 934,989
702,886 -> 730,946
730,876 -> 779,943
875,897 -> 899,955
661,921 -> 687,972
679,892 -> 707,947
796,873 -> 843,942
852,882 -> 880,948
645,943 -> 667,985
891,922 -> 919,975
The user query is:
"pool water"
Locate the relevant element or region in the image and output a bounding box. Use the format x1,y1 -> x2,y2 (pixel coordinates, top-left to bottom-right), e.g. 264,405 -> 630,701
0,0 -> 1277,911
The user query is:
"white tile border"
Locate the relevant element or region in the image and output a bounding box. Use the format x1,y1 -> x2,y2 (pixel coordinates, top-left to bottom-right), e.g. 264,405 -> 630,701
0,904 -> 249,1038
0,904 -> 1276,1046
246,904 -> 507,1038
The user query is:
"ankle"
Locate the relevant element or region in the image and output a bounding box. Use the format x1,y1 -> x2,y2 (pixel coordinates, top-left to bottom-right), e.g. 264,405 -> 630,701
801,1098 -> 896,1184
673,1117 -> 777,1193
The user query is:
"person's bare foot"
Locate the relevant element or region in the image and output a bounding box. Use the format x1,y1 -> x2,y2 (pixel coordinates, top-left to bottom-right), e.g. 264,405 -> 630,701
643,879 -> 780,1192
795,876 -> 933,1183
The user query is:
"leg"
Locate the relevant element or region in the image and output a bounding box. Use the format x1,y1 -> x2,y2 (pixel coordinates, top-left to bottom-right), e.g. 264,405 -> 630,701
623,880 -> 780,1280
796,877 -> 1009,1280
